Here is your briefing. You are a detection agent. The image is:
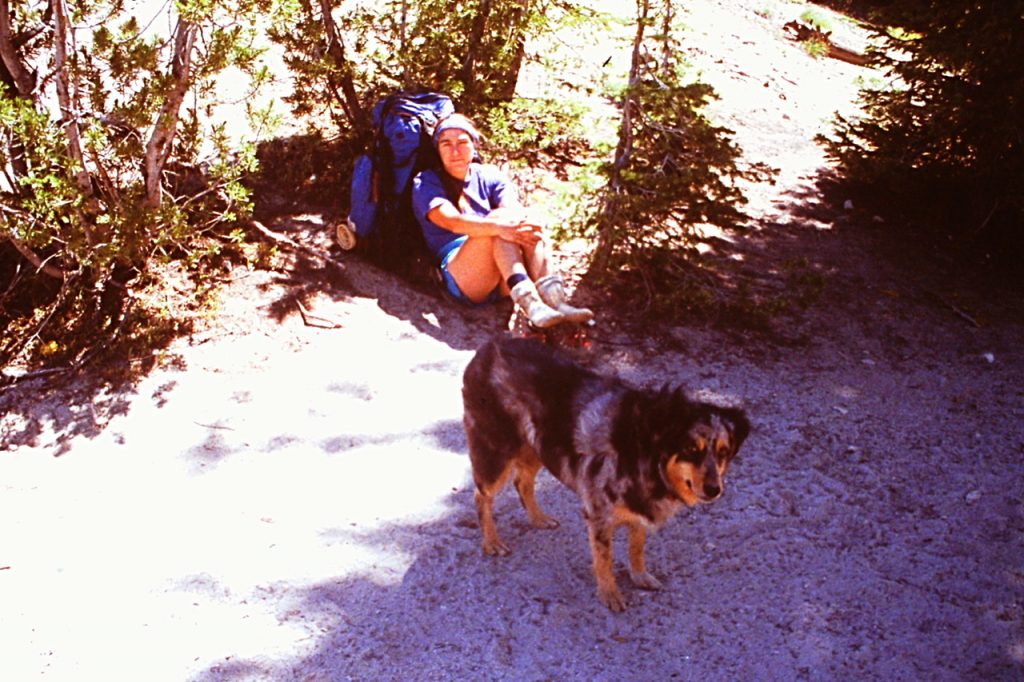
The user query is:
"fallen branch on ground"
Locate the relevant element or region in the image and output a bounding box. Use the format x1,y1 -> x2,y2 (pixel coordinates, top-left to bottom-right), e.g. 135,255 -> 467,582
783,21 -> 870,67
249,219 -> 346,273
295,299 -> 344,329
928,291 -> 982,328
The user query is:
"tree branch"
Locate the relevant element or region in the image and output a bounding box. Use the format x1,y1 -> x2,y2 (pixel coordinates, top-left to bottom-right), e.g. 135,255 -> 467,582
459,0 -> 492,102
249,219 -> 347,274
143,19 -> 197,209
783,21 -> 870,67
4,235 -> 65,279
51,0 -> 94,204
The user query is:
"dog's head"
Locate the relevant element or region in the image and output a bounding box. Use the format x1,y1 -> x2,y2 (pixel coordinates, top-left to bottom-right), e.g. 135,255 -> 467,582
663,405 -> 750,506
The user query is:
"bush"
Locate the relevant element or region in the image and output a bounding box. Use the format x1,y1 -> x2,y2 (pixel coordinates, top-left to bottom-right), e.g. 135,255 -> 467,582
0,1 -> 279,369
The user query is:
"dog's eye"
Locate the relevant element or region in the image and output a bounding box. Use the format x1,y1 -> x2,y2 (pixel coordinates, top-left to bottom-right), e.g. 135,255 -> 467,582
675,448 -> 701,464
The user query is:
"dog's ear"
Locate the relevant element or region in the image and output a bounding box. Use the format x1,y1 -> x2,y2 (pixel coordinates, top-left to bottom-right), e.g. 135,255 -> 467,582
721,407 -> 750,451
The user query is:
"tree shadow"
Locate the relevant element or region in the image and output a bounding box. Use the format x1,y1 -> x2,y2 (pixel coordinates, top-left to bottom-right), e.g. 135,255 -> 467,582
187,444 -> 1024,680
1,369 -> 146,456
188,476 -> 683,681
250,208 -> 515,354
574,159 -> 1024,355
248,132 -> 601,356
0,134 -> 360,454
571,203 -> 831,347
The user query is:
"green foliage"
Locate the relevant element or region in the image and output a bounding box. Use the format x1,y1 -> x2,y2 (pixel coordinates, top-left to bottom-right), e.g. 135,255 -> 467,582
823,0 -> 1024,262
268,0 -> 562,134
585,0 -> 768,276
800,35 -> 831,59
557,0 -> 775,324
799,8 -> 833,32
401,0 -> 544,112
0,0 -> 281,368
600,79 -> 751,244
483,96 -> 592,168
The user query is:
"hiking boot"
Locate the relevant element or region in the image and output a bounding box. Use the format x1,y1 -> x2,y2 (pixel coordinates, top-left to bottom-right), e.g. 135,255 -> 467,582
536,274 -> 594,325
510,279 -> 568,329
336,218 -> 357,251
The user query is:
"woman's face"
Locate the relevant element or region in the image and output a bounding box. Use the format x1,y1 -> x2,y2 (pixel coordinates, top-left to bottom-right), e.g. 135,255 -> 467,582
436,128 -> 475,180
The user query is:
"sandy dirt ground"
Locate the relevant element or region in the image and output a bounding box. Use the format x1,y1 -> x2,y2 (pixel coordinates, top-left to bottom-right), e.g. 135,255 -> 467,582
2,1 -> 1023,680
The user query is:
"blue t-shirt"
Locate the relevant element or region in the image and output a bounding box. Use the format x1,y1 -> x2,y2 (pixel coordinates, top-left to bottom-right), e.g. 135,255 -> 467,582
411,163 -> 518,260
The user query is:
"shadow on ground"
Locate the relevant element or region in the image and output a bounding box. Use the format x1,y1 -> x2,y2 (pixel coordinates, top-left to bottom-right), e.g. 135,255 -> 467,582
189,440 -> 1024,680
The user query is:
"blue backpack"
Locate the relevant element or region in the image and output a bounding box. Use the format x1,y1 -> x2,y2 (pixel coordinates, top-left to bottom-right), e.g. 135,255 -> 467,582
348,92 -> 455,276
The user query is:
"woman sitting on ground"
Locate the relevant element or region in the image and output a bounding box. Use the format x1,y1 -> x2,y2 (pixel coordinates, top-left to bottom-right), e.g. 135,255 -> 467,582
411,113 -> 593,329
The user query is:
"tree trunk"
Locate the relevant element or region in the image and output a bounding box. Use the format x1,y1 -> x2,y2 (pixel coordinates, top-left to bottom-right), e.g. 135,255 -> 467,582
492,0 -> 530,103
0,0 -> 34,180
659,0 -> 674,76
315,0 -> 367,131
593,0 -> 648,270
459,0 -> 493,104
0,0 -> 35,97
142,19 -> 197,209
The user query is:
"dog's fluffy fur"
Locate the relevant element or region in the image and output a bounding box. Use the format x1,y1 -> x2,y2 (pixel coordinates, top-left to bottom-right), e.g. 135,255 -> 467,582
462,335 -> 750,611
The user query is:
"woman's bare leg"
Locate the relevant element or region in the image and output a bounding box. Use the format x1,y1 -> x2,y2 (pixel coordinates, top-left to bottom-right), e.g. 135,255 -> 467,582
444,236 -> 504,303
443,208 -> 556,304
522,237 -> 551,281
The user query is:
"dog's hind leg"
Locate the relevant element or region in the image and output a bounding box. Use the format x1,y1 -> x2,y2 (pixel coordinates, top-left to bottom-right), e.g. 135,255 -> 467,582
513,449 -> 559,530
465,398 -> 521,557
626,524 -> 662,591
475,463 -> 515,556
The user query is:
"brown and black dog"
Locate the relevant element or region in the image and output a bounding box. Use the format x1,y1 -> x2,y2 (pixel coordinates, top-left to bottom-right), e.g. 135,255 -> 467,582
462,335 -> 750,612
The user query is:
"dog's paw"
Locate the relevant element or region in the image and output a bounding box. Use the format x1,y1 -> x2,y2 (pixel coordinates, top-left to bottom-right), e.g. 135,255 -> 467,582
629,571 -> 663,591
528,513 -> 560,530
482,538 -> 511,556
598,586 -> 628,613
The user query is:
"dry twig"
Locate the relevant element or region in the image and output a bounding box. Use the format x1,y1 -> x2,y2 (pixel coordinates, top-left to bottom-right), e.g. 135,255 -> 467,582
295,299 -> 344,329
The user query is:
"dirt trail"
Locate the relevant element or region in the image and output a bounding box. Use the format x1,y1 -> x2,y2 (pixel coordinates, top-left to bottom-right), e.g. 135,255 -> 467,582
2,1 -> 1023,680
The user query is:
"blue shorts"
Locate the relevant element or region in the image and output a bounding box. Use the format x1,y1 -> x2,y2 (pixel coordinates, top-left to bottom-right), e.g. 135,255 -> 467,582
438,237 -> 500,305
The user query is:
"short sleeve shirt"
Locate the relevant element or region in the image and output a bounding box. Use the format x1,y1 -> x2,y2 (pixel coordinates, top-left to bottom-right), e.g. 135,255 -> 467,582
412,163 -> 519,260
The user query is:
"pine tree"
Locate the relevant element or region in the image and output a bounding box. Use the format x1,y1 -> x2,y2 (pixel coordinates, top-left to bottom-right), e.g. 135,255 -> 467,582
827,0 -> 1024,259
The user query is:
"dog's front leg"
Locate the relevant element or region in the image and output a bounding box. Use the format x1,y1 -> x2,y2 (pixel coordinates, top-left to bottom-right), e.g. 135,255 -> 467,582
626,524 -> 662,591
587,520 -> 626,612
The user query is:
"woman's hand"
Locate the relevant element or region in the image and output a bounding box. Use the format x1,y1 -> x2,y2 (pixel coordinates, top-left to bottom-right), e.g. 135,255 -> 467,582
489,208 -> 546,246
